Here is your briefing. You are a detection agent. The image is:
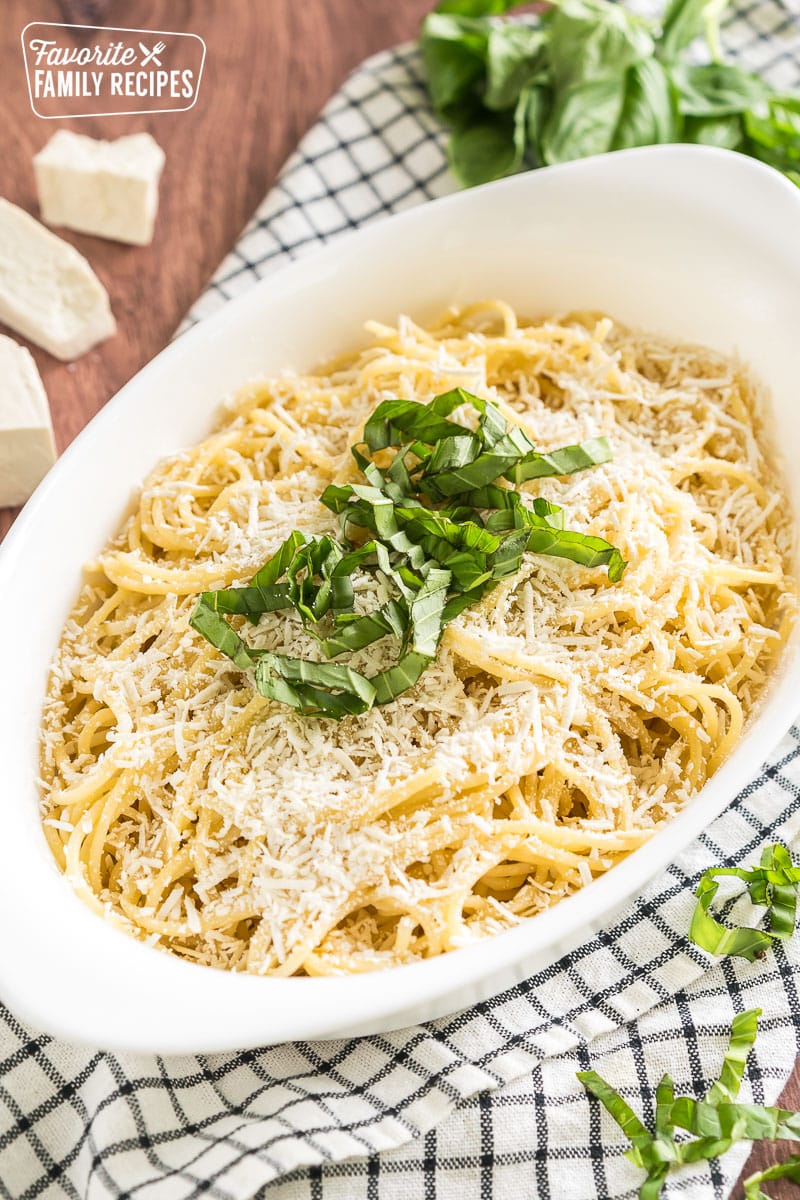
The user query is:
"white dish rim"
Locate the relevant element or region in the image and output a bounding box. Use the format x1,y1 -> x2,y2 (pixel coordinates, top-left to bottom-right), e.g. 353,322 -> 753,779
1,144 -> 799,1054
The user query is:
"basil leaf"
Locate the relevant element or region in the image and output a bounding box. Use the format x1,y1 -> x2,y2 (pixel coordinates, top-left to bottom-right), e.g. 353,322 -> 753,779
192,389 -> 625,718
655,1075 -> 676,1139
197,580 -> 291,623
424,430 -> 612,495
540,76 -> 626,164
685,113 -> 744,149
657,0 -> 731,62
689,843 -> 800,960
253,664 -> 373,718
256,653 -> 377,706
189,603 -> 258,673
448,98 -> 526,185
612,59 -> 679,150
542,59 -> 678,164
578,851 -> 800,1195
706,1008 -> 761,1105
371,649 -> 436,705
546,0 -> 654,91
763,95 -> 800,139
746,143 -> 800,179
435,0 -> 524,14
509,436 -> 613,484
320,599 -> 407,656
363,391 -> 473,451
523,83 -> 551,165
420,13 -> 489,113
667,1099 -> 800,1143
671,62 -> 769,117
576,1070 -> 653,1145
418,0 -> 800,194
744,1156 -> 800,1200
745,96 -> 800,169
526,522 -> 627,582
690,873 -> 774,961
579,1009 -> 781,1198
484,24 -> 548,111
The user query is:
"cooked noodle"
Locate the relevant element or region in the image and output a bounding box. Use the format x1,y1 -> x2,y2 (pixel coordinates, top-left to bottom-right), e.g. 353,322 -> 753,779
39,302 -> 797,975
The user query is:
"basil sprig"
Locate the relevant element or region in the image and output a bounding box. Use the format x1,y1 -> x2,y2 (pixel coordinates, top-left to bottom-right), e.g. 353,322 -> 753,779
420,0 -> 800,189
190,388 -> 624,718
689,843 -> 800,961
580,1009 -> 800,1199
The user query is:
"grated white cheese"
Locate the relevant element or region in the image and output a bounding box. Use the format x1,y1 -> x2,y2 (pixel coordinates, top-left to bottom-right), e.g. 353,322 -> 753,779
38,305 -> 797,977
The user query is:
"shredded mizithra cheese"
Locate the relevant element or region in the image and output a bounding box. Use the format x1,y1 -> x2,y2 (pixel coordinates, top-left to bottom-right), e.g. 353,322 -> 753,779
39,301 -> 797,976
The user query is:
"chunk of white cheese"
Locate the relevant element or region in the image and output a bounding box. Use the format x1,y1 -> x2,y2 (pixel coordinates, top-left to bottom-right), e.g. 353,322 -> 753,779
0,198 -> 115,361
0,335 -> 57,507
34,131 -> 166,246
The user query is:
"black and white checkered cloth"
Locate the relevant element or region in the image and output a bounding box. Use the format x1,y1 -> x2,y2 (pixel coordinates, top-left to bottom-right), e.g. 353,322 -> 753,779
4,5 -> 800,1197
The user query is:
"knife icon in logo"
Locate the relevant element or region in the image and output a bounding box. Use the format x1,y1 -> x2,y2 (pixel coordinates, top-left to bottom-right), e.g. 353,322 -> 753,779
138,40 -> 166,67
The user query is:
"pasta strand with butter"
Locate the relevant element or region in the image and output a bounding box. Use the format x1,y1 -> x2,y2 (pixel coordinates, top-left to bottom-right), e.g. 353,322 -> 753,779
40,303 -> 797,975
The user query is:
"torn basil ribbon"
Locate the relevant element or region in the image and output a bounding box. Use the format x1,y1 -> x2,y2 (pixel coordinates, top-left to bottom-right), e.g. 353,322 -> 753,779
580,1009 -> 800,1199
190,388 -> 625,718
689,843 -> 800,961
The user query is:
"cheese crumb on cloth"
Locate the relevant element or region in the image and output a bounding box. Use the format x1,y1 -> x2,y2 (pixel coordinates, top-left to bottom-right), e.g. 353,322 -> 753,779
2,2 -> 800,1197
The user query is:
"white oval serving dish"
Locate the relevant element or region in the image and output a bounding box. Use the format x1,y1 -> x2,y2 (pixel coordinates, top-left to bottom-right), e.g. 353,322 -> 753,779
2,145 -> 799,1054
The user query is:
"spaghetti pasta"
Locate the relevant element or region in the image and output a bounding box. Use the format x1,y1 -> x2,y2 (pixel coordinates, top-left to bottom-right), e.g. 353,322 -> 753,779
39,302 -> 797,976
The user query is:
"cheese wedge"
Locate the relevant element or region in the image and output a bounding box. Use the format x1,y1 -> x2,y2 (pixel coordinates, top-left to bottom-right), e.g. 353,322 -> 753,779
0,199 -> 115,361
35,131 -> 166,246
0,335 -> 57,508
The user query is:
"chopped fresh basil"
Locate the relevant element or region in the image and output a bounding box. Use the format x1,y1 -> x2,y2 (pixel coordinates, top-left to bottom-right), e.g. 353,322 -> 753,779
579,1009 -> 800,1198
744,1156 -> 800,1199
190,389 -> 624,718
689,843 -> 800,961
579,844 -> 800,1197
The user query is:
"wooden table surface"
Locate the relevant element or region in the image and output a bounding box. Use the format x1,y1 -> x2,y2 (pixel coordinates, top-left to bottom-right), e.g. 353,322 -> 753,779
1,1 -> 798,1194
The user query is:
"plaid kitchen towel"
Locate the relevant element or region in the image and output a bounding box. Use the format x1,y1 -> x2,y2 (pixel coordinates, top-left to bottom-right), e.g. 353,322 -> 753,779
3,4 -> 800,1198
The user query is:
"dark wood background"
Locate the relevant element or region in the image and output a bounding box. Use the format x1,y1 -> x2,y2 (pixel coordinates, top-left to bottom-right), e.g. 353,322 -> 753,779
1,2 -> 797,1193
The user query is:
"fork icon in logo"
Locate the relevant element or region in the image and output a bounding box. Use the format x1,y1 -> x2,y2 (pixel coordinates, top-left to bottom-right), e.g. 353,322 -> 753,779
138,40 -> 166,66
